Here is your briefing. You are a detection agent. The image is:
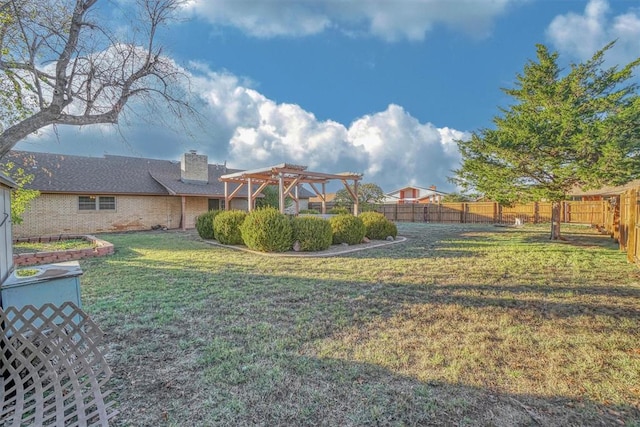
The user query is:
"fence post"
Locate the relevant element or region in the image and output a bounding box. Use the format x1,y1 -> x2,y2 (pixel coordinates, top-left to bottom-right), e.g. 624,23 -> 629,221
627,189 -> 637,264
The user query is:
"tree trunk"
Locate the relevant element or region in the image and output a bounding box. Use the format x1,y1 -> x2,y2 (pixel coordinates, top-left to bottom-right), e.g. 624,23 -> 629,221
550,201 -> 562,240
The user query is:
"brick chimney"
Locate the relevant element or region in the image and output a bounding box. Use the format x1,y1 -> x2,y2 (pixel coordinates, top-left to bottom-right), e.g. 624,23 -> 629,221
181,150 -> 208,184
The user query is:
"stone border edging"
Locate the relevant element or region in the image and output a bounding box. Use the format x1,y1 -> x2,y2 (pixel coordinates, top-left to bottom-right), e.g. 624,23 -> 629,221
13,235 -> 114,266
202,236 -> 407,257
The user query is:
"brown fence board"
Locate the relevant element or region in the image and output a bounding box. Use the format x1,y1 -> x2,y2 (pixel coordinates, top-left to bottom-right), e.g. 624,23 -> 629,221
372,189 -> 638,268
466,202 -> 496,223
378,201 -> 601,225
565,201 -> 606,224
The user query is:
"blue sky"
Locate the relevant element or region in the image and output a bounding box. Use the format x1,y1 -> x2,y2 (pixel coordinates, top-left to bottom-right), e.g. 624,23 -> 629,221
16,0 -> 640,193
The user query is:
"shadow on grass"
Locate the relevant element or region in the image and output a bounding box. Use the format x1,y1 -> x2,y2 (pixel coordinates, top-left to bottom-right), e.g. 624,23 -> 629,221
77,227 -> 640,425
82,259 -> 640,426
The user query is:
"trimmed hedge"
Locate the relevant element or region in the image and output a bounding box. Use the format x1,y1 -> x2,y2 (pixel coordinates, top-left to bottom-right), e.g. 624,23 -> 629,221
291,216 -> 333,251
299,209 -> 320,214
214,210 -> 247,245
359,211 -> 397,240
240,207 -> 293,252
195,210 -> 220,239
329,214 -> 366,245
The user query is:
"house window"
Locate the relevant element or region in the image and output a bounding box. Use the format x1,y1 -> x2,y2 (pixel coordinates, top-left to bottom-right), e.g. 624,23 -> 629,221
78,196 -> 116,211
78,196 -> 96,210
99,196 -> 116,210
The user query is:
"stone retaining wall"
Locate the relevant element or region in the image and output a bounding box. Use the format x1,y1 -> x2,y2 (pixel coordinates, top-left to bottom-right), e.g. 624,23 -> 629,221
13,235 -> 114,266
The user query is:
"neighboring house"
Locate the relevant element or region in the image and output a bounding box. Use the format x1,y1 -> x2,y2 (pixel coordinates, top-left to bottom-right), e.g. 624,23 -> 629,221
569,179 -> 640,201
4,150 -> 312,237
308,193 -> 336,211
383,185 -> 448,204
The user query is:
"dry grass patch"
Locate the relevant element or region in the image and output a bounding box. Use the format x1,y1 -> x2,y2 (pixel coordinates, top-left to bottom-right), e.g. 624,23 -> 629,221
79,224 -> 640,426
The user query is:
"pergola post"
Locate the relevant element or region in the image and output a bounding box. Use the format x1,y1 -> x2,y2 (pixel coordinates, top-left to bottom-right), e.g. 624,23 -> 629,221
278,173 -> 285,214
353,179 -> 359,216
247,178 -> 253,212
224,181 -> 228,210
219,164 -> 363,216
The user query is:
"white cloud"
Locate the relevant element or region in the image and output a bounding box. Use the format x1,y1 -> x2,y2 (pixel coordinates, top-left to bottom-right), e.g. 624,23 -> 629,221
546,0 -> 640,65
17,65 -> 465,192
347,105 -> 465,190
183,0 -> 331,38
183,0 -> 518,41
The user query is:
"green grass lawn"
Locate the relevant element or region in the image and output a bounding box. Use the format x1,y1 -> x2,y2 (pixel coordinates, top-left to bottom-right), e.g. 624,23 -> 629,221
79,223 -> 640,426
13,238 -> 95,254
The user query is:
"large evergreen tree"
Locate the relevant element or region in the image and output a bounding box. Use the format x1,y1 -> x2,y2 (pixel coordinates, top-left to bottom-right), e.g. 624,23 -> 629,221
454,43 -> 640,239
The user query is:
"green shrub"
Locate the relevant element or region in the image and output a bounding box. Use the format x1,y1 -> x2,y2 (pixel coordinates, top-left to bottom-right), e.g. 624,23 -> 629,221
328,207 -> 350,215
329,214 -> 366,245
240,207 -> 293,252
359,211 -> 397,239
291,216 -> 332,251
195,210 -> 220,239
214,210 -> 247,245
299,209 -> 320,214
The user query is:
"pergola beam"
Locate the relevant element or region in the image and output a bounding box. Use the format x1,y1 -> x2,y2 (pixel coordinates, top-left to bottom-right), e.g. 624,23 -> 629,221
308,182 -> 328,214
220,164 -> 362,215
250,181 -> 271,210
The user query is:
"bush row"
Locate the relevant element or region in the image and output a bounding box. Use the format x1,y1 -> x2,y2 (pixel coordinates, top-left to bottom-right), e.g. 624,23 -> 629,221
196,208 -> 397,253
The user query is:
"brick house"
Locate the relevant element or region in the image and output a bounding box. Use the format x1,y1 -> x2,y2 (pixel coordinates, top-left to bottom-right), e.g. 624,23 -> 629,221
383,185 -> 448,204
5,150 -> 253,237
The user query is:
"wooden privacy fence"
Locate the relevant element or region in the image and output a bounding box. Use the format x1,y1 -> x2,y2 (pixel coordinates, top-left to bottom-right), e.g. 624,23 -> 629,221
376,201 -> 606,225
611,189 -> 639,266
375,191 -> 640,268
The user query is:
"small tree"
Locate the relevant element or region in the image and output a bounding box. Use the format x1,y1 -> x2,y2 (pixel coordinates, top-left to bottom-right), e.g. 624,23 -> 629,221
441,192 -> 477,203
0,160 -> 39,224
334,182 -> 385,212
454,42 -> 640,240
255,186 -> 292,210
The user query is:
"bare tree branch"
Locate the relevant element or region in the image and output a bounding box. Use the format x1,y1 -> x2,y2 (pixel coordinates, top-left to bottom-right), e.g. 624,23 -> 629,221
0,0 -> 193,157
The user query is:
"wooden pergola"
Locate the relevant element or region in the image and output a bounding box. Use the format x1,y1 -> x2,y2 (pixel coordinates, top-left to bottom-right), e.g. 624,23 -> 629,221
219,163 -> 363,215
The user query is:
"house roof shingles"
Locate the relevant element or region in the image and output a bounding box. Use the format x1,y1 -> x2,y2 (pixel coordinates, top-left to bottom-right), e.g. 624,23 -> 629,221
4,150 -> 316,198
4,150 -> 243,197
569,179 -> 640,197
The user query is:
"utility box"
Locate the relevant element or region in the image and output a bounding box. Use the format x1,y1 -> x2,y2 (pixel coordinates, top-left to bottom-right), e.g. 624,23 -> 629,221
1,261 -> 83,331
0,172 -> 16,285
